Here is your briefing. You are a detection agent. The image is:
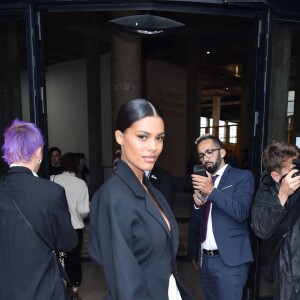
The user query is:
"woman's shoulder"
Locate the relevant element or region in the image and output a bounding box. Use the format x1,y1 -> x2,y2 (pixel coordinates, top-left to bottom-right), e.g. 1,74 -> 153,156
93,174 -> 136,207
94,174 -> 127,196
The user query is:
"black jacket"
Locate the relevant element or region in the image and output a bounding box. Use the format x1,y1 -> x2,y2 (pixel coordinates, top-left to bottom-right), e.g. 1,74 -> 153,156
147,165 -> 173,208
88,160 -> 192,300
251,172 -> 300,300
0,166 -> 78,300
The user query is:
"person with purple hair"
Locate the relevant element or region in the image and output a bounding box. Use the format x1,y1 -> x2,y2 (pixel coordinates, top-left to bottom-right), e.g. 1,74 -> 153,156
0,119 -> 78,300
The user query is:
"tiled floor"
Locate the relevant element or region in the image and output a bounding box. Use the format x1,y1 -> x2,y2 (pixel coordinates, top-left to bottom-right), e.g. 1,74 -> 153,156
79,260 -> 107,299
79,258 -> 274,300
79,259 -> 203,300
79,190 -> 274,299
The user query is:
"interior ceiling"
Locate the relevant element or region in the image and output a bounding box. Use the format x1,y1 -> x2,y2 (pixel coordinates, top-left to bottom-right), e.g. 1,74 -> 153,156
35,10 -> 256,122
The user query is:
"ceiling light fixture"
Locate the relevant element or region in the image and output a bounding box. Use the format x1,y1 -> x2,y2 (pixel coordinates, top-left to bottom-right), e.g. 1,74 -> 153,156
109,14 -> 185,36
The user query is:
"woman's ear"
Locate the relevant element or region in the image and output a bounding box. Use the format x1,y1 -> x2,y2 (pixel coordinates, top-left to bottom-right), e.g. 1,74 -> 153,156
115,130 -> 124,145
270,171 -> 281,183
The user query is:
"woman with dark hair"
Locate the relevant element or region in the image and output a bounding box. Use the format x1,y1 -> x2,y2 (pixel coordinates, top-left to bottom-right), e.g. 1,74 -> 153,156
0,119 -> 77,300
51,152 -> 90,300
88,99 -> 191,300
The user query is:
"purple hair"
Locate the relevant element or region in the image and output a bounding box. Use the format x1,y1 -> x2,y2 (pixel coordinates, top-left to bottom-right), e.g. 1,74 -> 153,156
2,119 -> 44,165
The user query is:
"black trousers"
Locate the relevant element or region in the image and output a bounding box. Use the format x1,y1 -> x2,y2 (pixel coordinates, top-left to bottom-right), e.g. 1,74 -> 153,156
65,229 -> 83,287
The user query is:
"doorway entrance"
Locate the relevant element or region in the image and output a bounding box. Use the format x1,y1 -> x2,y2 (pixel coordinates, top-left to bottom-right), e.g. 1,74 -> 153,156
0,3 -> 266,299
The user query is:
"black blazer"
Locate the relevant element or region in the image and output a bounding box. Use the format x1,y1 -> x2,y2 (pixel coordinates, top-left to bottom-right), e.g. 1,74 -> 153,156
189,165 -> 254,266
88,160 -> 192,300
0,166 -> 78,300
147,165 -> 173,208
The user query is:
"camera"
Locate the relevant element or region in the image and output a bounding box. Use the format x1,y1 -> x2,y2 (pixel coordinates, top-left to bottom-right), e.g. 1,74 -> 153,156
193,165 -> 207,202
193,164 -> 207,177
292,159 -> 300,178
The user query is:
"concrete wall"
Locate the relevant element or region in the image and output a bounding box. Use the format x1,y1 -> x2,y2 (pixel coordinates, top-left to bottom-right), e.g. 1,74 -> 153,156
21,59 -> 89,164
146,59 -> 187,176
21,57 -> 189,178
46,59 -> 89,162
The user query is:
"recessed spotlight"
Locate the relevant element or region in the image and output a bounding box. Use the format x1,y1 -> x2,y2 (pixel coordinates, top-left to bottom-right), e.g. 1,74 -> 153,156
206,51 -> 211,55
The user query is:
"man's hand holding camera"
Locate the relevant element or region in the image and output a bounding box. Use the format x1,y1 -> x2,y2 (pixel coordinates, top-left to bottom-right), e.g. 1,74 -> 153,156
191,171 -> 214,207
278,168 -> 300,206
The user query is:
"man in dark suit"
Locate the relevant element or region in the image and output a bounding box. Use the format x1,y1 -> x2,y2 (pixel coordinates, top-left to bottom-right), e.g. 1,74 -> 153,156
189,134 -> 254,300
145,165 -> 173,209
0,119 -> 78,300
49,146 -> 62,175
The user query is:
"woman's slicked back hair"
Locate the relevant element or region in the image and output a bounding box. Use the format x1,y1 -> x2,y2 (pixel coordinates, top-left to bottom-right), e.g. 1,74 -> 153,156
116,99 -> 163,133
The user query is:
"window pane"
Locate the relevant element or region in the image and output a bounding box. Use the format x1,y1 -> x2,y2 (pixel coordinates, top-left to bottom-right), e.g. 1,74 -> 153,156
229,125 -> 237,143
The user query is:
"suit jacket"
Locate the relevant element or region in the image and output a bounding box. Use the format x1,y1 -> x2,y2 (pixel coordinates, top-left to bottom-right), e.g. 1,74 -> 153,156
88,160 -> 192,300
190,165 -> 254,267
0,166 -> 78,300
49,164 -> 62,176
148,165 -> 173,208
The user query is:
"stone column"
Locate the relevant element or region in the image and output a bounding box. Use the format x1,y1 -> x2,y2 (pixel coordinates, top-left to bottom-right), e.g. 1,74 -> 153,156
186,35 -> 200,161
86,37 -> 103,192
111,12 -> 141,127
268,24 -> 292,142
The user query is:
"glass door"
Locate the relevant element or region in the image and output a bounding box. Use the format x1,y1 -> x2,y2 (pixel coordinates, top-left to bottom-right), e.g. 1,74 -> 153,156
257,16 -> 300,299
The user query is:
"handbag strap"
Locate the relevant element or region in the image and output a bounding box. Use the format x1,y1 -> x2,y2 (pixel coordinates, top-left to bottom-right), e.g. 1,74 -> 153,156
3,177 -> 55,251
2,176 -> 72,284
2,176 -> 54,251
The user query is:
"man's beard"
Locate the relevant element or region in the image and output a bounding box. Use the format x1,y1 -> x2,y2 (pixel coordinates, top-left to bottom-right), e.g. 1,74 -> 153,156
205,153 -> 221,174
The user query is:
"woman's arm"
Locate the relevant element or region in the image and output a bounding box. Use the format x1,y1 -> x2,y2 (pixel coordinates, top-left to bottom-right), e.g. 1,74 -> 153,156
88,184 -> 154,300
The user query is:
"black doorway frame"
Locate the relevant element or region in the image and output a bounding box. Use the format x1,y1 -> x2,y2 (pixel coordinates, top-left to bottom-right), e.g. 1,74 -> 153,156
0,1 -> 275,298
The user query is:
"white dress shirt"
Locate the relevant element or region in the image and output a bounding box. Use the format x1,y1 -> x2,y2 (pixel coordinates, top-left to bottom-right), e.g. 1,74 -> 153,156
202,164 -> 228,250
50,172 -> 90,229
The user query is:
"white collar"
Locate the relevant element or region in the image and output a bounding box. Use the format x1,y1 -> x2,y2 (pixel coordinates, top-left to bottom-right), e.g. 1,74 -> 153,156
213,164 -> 228,177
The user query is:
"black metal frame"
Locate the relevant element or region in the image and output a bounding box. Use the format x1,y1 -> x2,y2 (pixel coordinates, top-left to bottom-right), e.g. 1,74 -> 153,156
248,10 -> 273,299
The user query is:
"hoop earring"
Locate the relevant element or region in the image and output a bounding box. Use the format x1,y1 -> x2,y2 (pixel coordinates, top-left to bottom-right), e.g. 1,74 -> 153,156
37,159 -> 42,164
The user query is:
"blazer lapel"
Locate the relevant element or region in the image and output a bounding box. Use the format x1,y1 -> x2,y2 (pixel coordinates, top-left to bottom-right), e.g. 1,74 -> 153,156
114,160 -> 171,232
145,180 -> 179,255
216,165 -> 231,190
114,160 -> 147,198
114,160 -> 177,250
144,185 -> 171,235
